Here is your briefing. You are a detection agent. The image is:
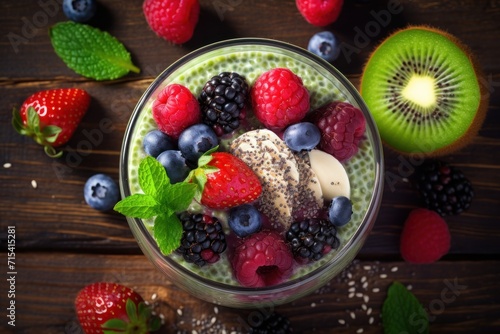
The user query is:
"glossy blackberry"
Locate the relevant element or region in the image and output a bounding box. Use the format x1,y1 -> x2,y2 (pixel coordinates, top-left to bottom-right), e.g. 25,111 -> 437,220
176,213 -> 227,266
199,72 -> 248,135
286,219 -> 340,261
412,160 -> 474,216
249,312 -> 293,334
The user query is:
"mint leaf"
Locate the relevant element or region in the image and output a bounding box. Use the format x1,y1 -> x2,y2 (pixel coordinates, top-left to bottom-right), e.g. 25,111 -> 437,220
113,194 -> 159,218
139,156 -> 169,196
159,182 -> 197,212
382,281 -> 429,334
153,213 -> 183,255
49,21 -> 140,81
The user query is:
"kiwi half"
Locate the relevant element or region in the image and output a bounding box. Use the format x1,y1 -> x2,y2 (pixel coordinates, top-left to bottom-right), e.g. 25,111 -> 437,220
360,25 -> 488,156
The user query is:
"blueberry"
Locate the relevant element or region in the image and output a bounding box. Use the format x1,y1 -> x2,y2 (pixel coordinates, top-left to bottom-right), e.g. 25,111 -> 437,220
228,204 -> 262,237
157,150 -> 191,183
62,0 -> 96,22
283,122 -> 321,152
84,174 -> 119,211
307,31 -> 340,62
143,130 -> 176,158
328,196 -> 353,227
178,124 -> 219,162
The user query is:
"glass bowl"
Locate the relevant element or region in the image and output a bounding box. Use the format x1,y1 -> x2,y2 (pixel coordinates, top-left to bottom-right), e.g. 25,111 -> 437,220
119,38 -> 384,308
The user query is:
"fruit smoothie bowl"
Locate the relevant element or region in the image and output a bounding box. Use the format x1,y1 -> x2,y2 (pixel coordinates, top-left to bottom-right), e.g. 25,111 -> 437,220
118,38 -> 384,308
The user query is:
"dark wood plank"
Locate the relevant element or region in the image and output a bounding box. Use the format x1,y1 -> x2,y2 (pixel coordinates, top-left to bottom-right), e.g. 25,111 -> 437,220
1,253 -> 499,333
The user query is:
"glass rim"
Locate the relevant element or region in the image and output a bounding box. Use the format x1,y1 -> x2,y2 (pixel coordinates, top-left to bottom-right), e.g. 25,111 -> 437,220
119,37 -> 385,296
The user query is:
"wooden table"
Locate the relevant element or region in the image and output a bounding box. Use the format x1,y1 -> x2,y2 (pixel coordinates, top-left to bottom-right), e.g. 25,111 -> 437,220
1,1 -> 499,333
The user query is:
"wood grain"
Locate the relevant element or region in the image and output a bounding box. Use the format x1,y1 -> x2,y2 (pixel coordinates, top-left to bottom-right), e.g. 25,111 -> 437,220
1,0 -> 500,332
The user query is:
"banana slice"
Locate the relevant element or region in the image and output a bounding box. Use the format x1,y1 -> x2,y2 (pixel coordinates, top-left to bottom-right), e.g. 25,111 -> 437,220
294,152 -> 324,217
308,149 -> 350,200
230,129 -> 299,229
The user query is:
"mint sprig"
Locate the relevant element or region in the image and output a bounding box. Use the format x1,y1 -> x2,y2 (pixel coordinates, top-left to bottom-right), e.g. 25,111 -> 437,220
382,281 -> 429,334
49,21 -> 140,81
114,156 -> 196,255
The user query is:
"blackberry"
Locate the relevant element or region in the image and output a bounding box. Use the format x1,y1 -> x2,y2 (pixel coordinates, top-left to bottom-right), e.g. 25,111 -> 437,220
286,219 -> 340,261
176,213 -> 227,266
249,312 -> 293,334
412,159 -> 474,216
199,72 -> 249,135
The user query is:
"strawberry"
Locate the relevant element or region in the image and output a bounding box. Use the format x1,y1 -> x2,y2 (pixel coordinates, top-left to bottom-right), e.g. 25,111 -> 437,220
12,88 -> 91,158
75,282 -> 160,334
296,0 -> 344,27
143,0 -> 200,44
189,150 -> 262,210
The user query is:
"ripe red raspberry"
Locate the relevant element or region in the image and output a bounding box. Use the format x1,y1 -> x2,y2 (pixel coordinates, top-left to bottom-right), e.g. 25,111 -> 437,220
251,68 -> 310,131
400,208 -> 451,264
296,0 -> 344,27
309,101 -> 366,161
143,0 -> 200,44
231,230 -> 294,288
152,84 -> 201,139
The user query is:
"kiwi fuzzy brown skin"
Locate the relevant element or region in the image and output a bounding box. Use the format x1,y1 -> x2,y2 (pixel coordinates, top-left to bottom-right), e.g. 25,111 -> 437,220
360,25 -> 489,157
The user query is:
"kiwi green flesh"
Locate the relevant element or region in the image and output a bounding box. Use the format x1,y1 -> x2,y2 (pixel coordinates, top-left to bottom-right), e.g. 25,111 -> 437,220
361,28 -> 481,154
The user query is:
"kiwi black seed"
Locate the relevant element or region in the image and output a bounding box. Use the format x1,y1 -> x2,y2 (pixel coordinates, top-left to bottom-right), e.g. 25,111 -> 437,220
360,25 -> 488,156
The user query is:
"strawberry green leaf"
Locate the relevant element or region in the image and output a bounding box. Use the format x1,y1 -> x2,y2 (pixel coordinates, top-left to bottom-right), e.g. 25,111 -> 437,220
101,318 -> 127,332
41,125 -> 62,144
382,281 -> 429,334
139,156 -> 169,196
126,298 -> 138,322
113,193 -> 159,218
153,213 -> 183,255
49,21 -> 140,81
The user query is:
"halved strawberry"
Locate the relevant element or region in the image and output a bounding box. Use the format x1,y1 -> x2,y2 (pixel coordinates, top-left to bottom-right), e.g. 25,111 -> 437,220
188,149 -> 262,210
12,88 -> 91,157
75,282 -> 160,334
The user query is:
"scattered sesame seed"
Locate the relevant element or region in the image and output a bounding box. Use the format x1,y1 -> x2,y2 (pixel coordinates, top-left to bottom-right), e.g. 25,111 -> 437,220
361,276 -> 367,283
407,284 -> 413,290
159,313 -> 165,320
348,292 -> 355,298
347,272 -> 353,279
363,295 -> 370,303
369,316 -> 374,324
367,307 -> 372,316
348,280 -> 356,286
177,308 -> 183,316
210,317 -> 216,325
311,302 -> 316,307
338,319 -> 346,325
31,180 -> 37,188
372,288 -> 380,293
391,266 -> 399,272
348,287 -> 356,292
363,265 -> 371,271
350,312 -> 356,320
3,163 -> 11,168
362,304 -> 367,311
357,328 -> 364,333
144,300 -> 150,305
356,292 -> 363,298
214,306 -> 219,314
151,293 -> 157,300
362,282 -> 368,289
380,274 -> 388,279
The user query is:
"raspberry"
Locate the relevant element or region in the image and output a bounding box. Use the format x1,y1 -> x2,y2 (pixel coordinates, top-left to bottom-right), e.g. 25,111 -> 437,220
412,160 -> 474,216
400,208 -> 450,264
296,0 -> 344,27
231,230 -> 294,288
152,84 -> 201,139
249,312 -> 293,334
308,101 -> 366,161
176,213 -> 227,266
286,219 -> 340,262
143,0 -> 200,44
251,68 -> 310,131
199,72 -> 249,135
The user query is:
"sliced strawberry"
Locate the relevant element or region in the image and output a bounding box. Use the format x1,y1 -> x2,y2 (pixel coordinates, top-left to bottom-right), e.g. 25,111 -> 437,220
12,88 -> 91,157
75,282 -> 160,334
187,149 -> 262,210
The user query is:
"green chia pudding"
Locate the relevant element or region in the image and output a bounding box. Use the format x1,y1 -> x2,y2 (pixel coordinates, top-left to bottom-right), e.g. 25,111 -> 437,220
125,44 -> 377,287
